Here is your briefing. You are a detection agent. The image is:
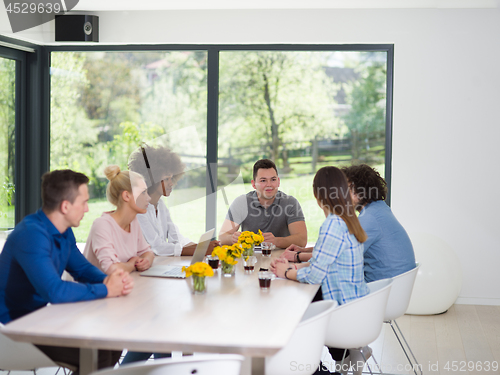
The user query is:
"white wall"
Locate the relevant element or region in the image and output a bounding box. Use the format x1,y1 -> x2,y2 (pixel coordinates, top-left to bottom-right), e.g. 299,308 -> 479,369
2,7 -> 500,304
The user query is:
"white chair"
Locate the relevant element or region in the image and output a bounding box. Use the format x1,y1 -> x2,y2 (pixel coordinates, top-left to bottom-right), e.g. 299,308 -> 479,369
324,278 -> 393,375
0,322 -> 73,374
90,354 -> 244,375
383,264 -> 422,375
406,233 -> 462,315
265,300 -> 338,375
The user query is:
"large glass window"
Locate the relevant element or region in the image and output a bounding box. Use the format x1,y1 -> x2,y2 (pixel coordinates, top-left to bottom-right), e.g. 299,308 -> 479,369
218,51 -> 388,242
50,47 -> 390,245
50,51 -> 208,243
0,57 -> 16,231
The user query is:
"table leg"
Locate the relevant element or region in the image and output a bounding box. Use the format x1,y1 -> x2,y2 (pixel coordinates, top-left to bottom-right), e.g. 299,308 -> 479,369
80,348 -> 98,375
251,357 -> 265,375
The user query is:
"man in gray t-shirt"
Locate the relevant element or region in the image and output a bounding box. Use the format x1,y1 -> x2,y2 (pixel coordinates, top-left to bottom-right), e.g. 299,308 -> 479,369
219,159 -> 307,248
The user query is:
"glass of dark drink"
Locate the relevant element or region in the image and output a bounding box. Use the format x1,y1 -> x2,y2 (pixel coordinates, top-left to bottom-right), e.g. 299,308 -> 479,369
258,271 -> 273,290
261,242 -> 275,257
206,255 -> 219,270
243,255 -> 257,273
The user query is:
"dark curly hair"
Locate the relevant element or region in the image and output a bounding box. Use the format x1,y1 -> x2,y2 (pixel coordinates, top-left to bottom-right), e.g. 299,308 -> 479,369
128,145 -> 185,195
341,164 -> 387,209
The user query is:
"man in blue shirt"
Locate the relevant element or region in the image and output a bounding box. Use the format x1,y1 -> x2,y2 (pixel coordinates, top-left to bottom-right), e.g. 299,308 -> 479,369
341,164 -> 416,282
0,169 -> 134,372
282,164 -> 415,283
280,164 -> 415,375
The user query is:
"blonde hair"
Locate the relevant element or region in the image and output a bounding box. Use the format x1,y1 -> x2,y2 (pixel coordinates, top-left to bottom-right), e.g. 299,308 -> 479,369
104,165 -> 144,208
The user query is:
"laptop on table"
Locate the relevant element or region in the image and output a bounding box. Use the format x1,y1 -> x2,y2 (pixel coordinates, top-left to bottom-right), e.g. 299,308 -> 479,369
140,228 -> 215,279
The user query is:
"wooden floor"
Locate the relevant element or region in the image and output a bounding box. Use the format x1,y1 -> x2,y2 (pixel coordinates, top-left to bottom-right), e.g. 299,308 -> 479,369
2,304 -> 500,375
362,304 -> 500,375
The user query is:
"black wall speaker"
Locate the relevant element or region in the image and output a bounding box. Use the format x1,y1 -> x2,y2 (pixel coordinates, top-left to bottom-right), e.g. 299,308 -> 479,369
55,15 -> 99,42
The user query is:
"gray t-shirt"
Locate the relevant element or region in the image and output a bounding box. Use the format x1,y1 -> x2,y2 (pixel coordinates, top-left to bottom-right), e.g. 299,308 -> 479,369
226,191 -> 305,237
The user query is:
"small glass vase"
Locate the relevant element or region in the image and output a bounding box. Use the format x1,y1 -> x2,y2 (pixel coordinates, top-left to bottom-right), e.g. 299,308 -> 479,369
191,275 -> 207,294
221,260 -> 236,277
242,244 -> 255,258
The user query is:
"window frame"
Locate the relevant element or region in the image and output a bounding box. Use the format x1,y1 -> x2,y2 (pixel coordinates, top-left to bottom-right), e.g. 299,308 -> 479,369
0,36 -> 49,226
3,40 -> 394,227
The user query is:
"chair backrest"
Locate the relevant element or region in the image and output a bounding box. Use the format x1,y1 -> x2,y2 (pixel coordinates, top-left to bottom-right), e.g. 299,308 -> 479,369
91,354 -> 244,375
385,263 -> 421,321
0,323 -> 58,371
325,279 -> 392,349
265,300 -> 338,375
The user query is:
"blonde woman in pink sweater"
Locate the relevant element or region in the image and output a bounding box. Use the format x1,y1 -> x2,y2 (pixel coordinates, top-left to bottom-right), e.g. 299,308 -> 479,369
84,165 -> 155,274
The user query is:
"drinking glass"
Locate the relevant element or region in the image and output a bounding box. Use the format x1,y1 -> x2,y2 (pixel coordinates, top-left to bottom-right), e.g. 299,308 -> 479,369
261,242 -> 275,257
258,271 -> 273,290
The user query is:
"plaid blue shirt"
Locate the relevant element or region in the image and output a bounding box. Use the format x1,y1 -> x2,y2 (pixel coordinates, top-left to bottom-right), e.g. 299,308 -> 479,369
297,214 -> 369,305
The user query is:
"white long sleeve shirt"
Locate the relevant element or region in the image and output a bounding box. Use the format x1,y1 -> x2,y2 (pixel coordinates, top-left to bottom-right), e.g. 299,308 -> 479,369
136,199 -> 192,256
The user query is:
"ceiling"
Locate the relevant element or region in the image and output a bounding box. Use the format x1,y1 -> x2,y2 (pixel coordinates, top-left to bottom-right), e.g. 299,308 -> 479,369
71,0 -> 499,11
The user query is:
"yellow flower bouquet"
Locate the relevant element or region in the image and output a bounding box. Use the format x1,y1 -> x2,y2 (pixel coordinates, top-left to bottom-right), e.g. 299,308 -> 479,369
238,230 -> 265,258
182,262 -> 214,294
212,244 -> 244,276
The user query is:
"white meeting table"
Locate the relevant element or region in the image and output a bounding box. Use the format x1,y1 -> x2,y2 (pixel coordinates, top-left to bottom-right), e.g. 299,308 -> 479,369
2,250 -> 319,375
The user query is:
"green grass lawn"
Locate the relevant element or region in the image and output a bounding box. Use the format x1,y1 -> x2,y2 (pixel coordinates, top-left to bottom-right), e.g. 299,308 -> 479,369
78,178 -> 326,244
0,205 -> 15,230
77,177 -> 326,244
75,163 -> 385,244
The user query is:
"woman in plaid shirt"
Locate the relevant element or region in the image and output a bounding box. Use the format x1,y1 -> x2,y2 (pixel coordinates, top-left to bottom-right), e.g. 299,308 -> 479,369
271,166 -> 369,375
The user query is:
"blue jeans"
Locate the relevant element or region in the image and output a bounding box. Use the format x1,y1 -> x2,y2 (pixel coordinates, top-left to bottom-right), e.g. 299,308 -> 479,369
121,351 -> 171,365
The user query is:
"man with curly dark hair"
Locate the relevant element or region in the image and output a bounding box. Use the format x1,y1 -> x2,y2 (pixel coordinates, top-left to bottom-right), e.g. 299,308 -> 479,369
341,164 -> 415,283
279,164 -> 415,375
128,145 -> 218,258
282,164 -> 415,283
342,164 -> 388,208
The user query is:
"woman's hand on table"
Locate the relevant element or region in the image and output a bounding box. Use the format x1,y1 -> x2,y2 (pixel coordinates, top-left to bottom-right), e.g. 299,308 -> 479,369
181,243 -> 197,255
281,244 -> 313,263
127,256 -> 141,270
206,240 -> 221,255
134,257 -> 151,272
270,258 -> 295,279
281,249 -> 298,262
285,244 -> 306,252
106,258 -> 138,275
281,244 -> 305,262
270,258 -> 287,276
